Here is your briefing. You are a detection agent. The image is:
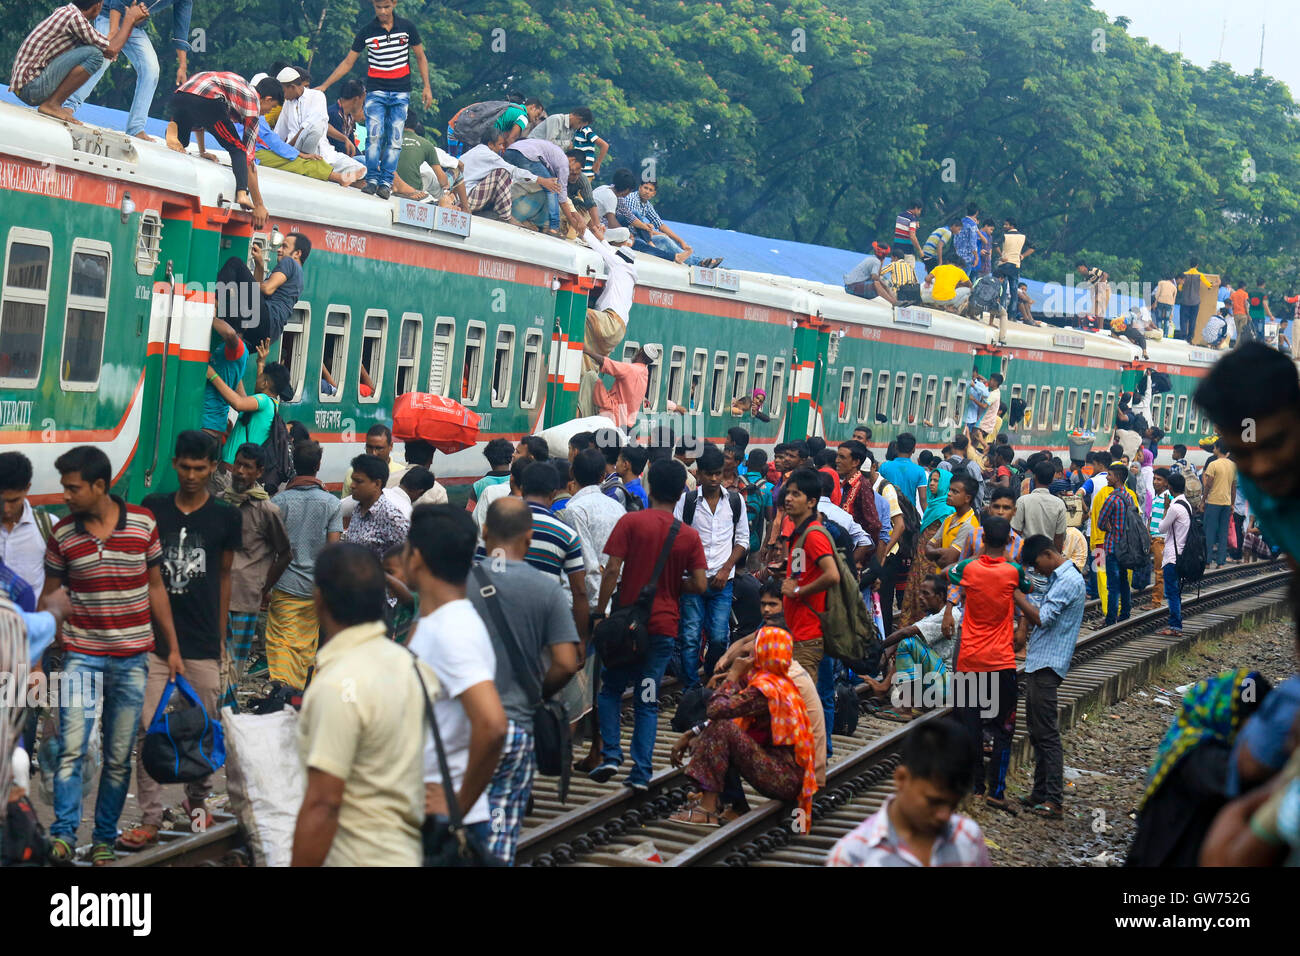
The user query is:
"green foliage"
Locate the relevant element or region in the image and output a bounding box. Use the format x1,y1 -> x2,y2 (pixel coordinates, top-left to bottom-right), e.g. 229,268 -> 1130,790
6,0 -> 1300,290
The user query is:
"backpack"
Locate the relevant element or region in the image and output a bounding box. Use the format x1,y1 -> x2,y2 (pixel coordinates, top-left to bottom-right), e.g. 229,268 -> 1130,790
1174,461 -> 1203,512
832,678 -> 860,736
671,684 -> 711,733
593,519 -> 681,669
2,795 -> 45,866
792,521 -> 879,670
1171,500 -> 1208,585
969,275 -> 1002,314
1112,492 -> 1152,571
682,488 -> 742,530
745,478 -> 772,552
449,99 -> 512,147
874,477 -> 921,551
821,515 -> 859,569
1062,491 -> 1085,528
259,409 -> 296,494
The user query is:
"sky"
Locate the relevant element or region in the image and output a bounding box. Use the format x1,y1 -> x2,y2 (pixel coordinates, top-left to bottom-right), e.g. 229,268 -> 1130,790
1098,0 -> 1297,95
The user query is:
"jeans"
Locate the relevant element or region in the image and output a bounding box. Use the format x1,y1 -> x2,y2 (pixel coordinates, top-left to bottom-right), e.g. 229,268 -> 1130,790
1154,303 -> 1173,337
598,633 -> 674,786
1163,562 -> 1182,630
364,90 -> 408,186
1250,318 -> 1266,342
17,45 -> 105,107
502,150 -> 560,230
1177,303 -> 1198,340
66,17 -> 158,135
51,650 -> 149,843
631,237 -> 677,261
1025,668 -> 1064,805
816,656 -> 837,759
678,581 -> 733,689
996,262 -> 1020,313
1204,503 -> 1230,566
1104,553 -> 1130,625
650,233 -> 703,266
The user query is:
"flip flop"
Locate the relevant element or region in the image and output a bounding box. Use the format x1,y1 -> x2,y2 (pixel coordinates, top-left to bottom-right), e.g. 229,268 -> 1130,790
1029,802 -> 1064,820
874,707 -> 914,723
90,842 -> 117,866
117,825 -> 160,851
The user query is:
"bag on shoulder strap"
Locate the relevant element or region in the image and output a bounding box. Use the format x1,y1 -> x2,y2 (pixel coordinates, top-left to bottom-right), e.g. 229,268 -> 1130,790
593,519 -> 682,669
1114,493 -> 1152,571
260,409 -> 296,494
1172,500 -> 1208,585
792,520 -> 879,671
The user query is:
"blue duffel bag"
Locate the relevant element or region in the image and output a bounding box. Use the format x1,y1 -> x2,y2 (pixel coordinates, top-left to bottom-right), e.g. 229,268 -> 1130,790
142,675 -> 225,784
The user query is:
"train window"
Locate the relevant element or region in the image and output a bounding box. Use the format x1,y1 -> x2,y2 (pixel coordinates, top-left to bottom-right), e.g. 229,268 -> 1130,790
954,378 -> 968,426
520,329 -> 544,409
319,307 -> 350,403
1078,391 -> 1090,431
1103,392 -> 1116,430
892,372 -> 907,425
1188,402 -> 1199,435
752,356 -> 768,409
1023,386 -> 1036,428
134,211 -> 162,275
1064,389 -> 1078,430
461,322 -> 485,405
937,378 -> 954,427
1036,385 -> 1050,431
688,349 -> 708,411
622,341 -> 640,362
1053,387 -> 1066,431
732,354 -> 750,414
838,369 -> 854,423
358,311 -> 387,404
1092,390 -> 1104,431
278,304 -> 309,402
907,374 -> 922,425
1176,395 -> 1188,433
709,352 -> 729,416
875,370 -> 890,422
0,230 -> 52,388
428,317 -> 455,396
856,370 -> 873,422
60,241 -> 112,390
769,358 -> 786,420
248,233 -> 273,276
395,313 -> 422,398
1163,394 -> 1176,431
645,342 -> 664,411
667,346 -> 686,407
922,376 -> 938,425
490,326 -> 514,407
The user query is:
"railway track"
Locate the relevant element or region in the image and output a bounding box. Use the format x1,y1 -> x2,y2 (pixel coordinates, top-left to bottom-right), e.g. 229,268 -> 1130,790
102,561 -> 1282,867
518,561 -> 1292,867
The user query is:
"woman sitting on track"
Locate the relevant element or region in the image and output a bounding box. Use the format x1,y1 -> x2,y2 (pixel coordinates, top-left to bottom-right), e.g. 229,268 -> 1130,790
900,467 -> 954,626
668,627 -> 818,828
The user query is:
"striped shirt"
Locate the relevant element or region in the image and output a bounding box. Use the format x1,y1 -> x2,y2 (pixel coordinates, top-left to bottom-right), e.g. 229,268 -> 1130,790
879,258 -> 919,291
616,192 -> 664,232
827,797 -> 990,867
946,527 -> 1023,606
1149,491 -> 1170,538
572,125 -> 600,176
921,226 -> 951,259
43,496 -> 162,656
351,16 -> 423,92
10,4 -> 109,93
893,210 -> 918,248
1024,561 -> 1086,679
178,71 -> 261,161
0,597 -> 29,800
524,502 -> 584,579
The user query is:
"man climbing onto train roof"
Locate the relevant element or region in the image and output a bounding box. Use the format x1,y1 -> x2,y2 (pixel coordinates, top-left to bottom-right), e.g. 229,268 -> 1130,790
527,106 -> 593,151
214,229 -> 311,350
578,343 -> 660,430
580,222 -> 639,370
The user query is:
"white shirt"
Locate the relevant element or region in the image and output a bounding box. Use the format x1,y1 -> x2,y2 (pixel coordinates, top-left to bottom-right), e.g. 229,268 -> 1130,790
472,481 -> 512,534
0,500 -> 45,595
413,481 -> 449,508
558,485 -> 627,604
817,499 -> 871,548
674,488 -> 750,579
461,143 -> 537,188
386,487 -> 414,522
1158,493 -> 1192,557
592,184 -> 618,221
276,88 -> 330,152
527,113 -> 575,149
407,599 -> 497,825
584,229 -> 638,324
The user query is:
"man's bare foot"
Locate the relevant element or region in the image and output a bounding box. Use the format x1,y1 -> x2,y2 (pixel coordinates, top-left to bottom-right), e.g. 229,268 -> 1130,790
234,190 -> 254,210
37,103 -> 80,124
165,135 -> 186,153
674,250 -> 690,264
132,131 -> 156,142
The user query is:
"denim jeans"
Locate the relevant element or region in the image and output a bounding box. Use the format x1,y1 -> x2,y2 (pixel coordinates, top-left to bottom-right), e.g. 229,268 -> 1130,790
1163,562 -> 1182,630
364,90 -> 409,186
650,233 -> 703,266
678,581 -> 733,689
1177,303 -> 1198,340
502,151 -> 560,230
18,45 -> 105,108
51,650 -> 150,843
598,633 -> 674,786
65,17 -> 158,135
1104,553 -> 1131,625
1154,303 -> 1173,337
1204,503 -> 1230,566
816,656 -> 837,759
632,237 -> 677,261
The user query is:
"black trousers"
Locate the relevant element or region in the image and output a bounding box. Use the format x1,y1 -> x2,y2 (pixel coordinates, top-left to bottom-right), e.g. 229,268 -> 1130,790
877,551 -> 903,637
170,91 -> 250,193
954,668 -> 1018,799
1025,668 -> 1064,805
216,256 -> 272,349
1230,512 -> 1245,560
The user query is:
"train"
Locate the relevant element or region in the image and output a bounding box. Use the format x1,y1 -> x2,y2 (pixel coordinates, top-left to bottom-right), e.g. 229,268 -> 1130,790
0,99 -> 1230,507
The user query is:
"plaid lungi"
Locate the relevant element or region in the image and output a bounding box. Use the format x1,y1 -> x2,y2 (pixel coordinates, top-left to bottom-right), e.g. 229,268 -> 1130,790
467,166 -> 513,220
221,609 -> 261,710
264,591 -> 318,691
486,720 -> 536,865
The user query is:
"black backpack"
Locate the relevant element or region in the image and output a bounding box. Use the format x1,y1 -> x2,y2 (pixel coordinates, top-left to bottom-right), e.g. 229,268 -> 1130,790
259,409 -> 296,494
671,685 -> 711,733
682,488 -> 743,529
2,795 -> 46,866
594,519 -> 681,669
1171,500 -> 1208,585
832,678 -> 860,736
1112,492 -> 1152,571
877,477 -> 921,549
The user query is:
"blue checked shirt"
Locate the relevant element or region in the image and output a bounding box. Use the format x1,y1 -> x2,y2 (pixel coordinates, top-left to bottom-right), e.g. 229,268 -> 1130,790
616,193 -> 664,234
1025,561 -> 1086,679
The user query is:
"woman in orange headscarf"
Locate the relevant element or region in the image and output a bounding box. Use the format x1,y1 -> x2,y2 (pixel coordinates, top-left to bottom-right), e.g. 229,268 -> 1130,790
668,627 -> 818,827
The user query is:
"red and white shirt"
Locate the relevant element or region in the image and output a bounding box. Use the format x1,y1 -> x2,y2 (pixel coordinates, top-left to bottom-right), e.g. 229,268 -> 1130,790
10,4 -> 109,93
827,797 -> 991,867
350,16 -> 423,93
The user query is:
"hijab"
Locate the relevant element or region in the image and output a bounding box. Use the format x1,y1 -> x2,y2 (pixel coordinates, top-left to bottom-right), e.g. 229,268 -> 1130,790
739,627 -> 818,825
1139,449 -> 1155,521
920,468 -> 954,531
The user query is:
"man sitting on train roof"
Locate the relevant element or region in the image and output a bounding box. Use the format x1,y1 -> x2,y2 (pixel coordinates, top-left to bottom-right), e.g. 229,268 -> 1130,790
460,126 -> 557,228
843,253 -> 897,305
921,263 -> 972,313
616,174 -> 722,268
272,65 -> 367,185
242,74 -> 362,188
879,255 -> 924,306
9,0 -> 148,125
581,222 -> 638,371
392,115 -> 468,207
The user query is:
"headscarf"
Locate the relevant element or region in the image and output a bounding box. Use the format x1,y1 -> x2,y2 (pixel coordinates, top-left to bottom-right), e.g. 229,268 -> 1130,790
1139,449 -> 1155,521
920,468 -> 954,532
1139,669 -> 1262,810
738,627 -> 818,825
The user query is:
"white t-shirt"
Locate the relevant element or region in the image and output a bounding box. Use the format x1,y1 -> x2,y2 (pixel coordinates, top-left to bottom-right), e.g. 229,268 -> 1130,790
472,482 -> 512,533
407,599 -> 497,825
592,184 -> 618,221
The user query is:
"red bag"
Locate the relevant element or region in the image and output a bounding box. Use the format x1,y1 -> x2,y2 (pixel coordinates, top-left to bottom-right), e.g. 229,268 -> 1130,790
392,393 -> 482,453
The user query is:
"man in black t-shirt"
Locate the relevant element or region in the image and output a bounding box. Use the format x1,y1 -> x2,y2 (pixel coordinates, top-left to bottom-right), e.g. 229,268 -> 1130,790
120,431 -> 242,850
316,0 -> 434,198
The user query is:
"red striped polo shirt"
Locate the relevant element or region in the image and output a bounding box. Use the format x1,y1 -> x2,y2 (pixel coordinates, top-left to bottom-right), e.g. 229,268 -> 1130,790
44,496 -> 162,656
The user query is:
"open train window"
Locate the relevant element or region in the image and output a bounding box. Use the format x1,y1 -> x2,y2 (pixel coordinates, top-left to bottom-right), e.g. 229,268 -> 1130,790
0,229 -> 52,388
922,376 -> 938,426
1163,394 -> 1176,431
709,352 -> 729,416
358,311 -> 387,404
769,358 -> 786,419
838,369 -> 854,423
491,327 -> 515,407
1077,391 -> 1090,431
1036,385 -> 1051,431
1103,392 -> 1116,430
60,240 -> 112,391
688,349 -> 707,412
667,346 -> 686,407
1176,395 -> 1188,433
937,377 -> 954,427
395,313 -> 421,398
520,328 -> 544,409
1053,387 -> 1066,431
907,374 -> 922,425
856,370 -> 873,422
892,372 -> 907,425
1092,390 -> 1104,431
428,317 -> 455,396
1188,402 -> 1199,435
752,356 -> 768,410
875,370 -> 890,422
622,341 -> 640,363
1022,385 -> 1036,428
278,304 -> 309,402
1064,389 -> 1078,431
319,306 -> 350,403
732,354 -> 750,413
461,322 -> 485,405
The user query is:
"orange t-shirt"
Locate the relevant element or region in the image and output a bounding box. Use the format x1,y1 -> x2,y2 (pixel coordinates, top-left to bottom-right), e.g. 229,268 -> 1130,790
947,554 -> 1030,672
1229,288 -> 1249,316
784,520 -> 834,643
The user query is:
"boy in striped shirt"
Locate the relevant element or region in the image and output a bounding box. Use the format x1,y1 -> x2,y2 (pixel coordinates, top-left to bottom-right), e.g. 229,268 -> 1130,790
41,446 -> 182,865
1146,468 -> 1173,609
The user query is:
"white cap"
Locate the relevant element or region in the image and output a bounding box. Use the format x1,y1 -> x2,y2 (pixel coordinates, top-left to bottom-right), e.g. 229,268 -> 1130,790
604,227 -> 631,244
249,72 -> 268,88
276,66 -> 304,84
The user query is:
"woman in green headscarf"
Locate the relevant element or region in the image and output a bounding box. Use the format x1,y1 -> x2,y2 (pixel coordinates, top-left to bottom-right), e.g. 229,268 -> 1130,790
899,467 -> 954,627
1127,669 -> 1271,867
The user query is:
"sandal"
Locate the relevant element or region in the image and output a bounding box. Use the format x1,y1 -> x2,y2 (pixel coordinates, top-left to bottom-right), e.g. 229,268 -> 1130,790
90,842 -> 117,866
117,824 -> 160,850
1155,628 -> 1182,636
182,797 -> 214,832
48,836 -> 75,866
669,804 -> 724,827
875,707 -> 916,723
1029,802 -> 1064,820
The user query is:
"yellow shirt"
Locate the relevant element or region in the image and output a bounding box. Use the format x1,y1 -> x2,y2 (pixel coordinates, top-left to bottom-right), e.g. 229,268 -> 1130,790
1202,457 -> 1237,507
930,264 -> 970,301
298,621 -> 432,867
1063,526 -> 1089,572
